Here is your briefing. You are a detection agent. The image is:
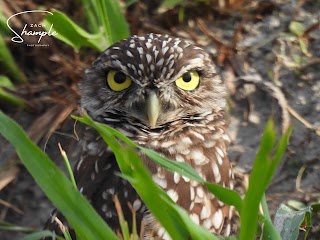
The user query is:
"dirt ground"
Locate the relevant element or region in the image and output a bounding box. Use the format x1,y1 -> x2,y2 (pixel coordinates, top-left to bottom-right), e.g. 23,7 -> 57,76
0,0 -> 319,239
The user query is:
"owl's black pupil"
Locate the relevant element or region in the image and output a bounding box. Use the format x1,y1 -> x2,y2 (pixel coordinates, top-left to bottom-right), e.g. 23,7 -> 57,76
182,73 -> 192,82
114,71 -> 126,84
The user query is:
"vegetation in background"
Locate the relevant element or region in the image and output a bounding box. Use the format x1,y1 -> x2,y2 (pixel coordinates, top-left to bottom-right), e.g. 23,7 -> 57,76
43,0 -> 130,52
0,9 -> 27,83
0,8 -> 27,108
0,75 -> 26,108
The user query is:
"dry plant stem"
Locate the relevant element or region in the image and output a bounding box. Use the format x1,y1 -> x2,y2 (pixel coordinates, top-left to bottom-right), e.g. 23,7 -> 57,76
41,103 -> 77,151
196,18 -> 235,50
58,143 -> 77,189
0,163 -> 19,190
27,105 -> 66,144
237,75 -> 291,133
0,198 -> 23,215
54,216 -> 71,239
295,165 -> 306,193
196,18 -> 237,64
140,220 -> 146,240
142,22 -> 172,36
0,103 -> 78,193
287,106 -> 320,136
303,20 -> 320,38
46,103 -> 77,141
114,195 -> 128,240
73,119 -> 80,141
127,202 -> 138,240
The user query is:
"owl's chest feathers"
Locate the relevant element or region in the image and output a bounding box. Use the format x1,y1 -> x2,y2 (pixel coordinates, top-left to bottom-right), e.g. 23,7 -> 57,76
133,112 -> 230,172
132,113 -> 233,237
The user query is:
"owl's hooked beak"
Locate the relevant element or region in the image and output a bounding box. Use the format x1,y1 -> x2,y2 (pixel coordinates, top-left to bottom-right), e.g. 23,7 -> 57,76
146,91 -> 160,129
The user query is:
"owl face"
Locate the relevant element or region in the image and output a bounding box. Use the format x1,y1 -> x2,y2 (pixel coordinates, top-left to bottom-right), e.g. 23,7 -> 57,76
80,33 -> 226,129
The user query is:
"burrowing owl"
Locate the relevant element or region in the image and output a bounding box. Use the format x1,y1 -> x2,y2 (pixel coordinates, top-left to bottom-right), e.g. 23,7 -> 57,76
46,33 -> 234,239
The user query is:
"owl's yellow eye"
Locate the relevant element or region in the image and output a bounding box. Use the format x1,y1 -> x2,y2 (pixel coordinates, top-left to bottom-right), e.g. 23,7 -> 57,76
175,71 -> 200,91
107,70 -> 132,91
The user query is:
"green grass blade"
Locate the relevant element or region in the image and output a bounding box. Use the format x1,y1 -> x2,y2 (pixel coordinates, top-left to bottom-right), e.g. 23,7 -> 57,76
260,217 -> 282,240
205,182 -> 242,212
141,147 -> 204,183
77,116 -> 138,148
0,111 -> 118,240
260,194 -> 281,240
0,220 -> 34,233
261,194 -> 271,222
75,114 -> 243,213
42,9 -> 106,51
142,147 -> 243,212
239,119 -> 276,240
79,114 -> 217,240
119,146 -> 216,240
267,125 -> 293,184
96,0 -> 130,45
161,0 -> 185,8
0,76 -> 27,108
21,230 -> 65,240
80,0 -> 100,33
239,118 -> 292,240
0,87 -> 26,108
0,34 -> 27,83
0,9 -> 11,35
58,143 -> 77,188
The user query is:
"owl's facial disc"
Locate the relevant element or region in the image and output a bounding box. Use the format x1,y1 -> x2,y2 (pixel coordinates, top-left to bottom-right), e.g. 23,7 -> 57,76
80,34 -> 227,130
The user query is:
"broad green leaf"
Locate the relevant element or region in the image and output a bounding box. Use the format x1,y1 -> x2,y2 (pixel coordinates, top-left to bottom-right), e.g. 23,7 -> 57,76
274,204 -> 312,240
42,9 -> 106,51
0,111 -> 118,240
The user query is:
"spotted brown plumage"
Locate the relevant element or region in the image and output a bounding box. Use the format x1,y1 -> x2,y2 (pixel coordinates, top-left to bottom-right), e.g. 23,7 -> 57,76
45,33 -> 235,239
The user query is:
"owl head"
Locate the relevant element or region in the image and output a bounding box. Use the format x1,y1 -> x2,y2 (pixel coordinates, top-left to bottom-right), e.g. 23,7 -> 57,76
80,33 -> 226,130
